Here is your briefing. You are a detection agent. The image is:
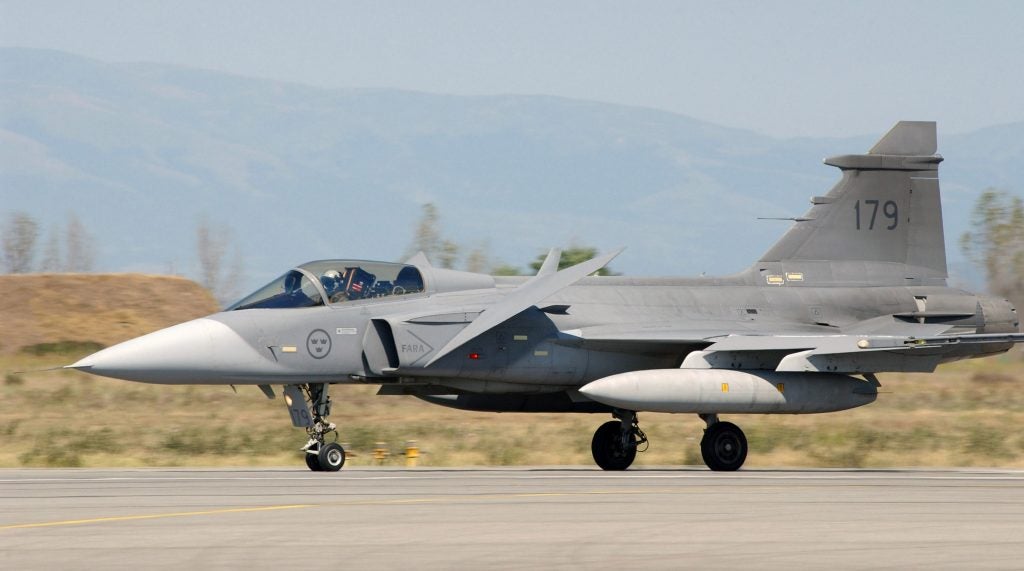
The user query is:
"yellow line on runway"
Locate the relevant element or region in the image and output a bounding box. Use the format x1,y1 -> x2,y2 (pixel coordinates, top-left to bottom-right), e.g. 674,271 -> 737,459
0,504 -> 316,530
1,488 -> 694,531
346,488 -> 666,506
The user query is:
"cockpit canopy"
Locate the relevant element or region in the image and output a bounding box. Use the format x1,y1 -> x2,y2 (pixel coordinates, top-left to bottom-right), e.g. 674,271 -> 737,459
228,260 -> 425,310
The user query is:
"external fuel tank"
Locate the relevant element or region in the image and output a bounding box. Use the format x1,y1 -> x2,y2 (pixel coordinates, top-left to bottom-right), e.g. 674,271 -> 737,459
579,369 -> 877,414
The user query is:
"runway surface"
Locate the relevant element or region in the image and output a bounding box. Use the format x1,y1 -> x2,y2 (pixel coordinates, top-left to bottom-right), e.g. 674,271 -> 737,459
2,467 -> 1023,570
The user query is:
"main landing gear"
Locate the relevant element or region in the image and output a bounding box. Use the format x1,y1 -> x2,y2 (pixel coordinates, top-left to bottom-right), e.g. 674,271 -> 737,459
284,383 -> 346,472
699,414 -> 747,472
589,411 -> 748,471
590,410 -> 648,470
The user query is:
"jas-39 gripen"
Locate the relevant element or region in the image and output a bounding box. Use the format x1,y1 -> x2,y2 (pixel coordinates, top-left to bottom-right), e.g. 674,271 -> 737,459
70,122 -> 1023,472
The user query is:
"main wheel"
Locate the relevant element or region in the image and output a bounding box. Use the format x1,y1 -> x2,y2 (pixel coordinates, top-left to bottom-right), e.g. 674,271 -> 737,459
305,451 -> 323,471
318,442 -> 346,472
591,420 -> 637,471
700,421 -> 747,471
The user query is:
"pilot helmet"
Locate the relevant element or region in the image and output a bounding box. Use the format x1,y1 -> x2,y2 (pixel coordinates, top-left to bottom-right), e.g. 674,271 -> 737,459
321,270 -> 342,292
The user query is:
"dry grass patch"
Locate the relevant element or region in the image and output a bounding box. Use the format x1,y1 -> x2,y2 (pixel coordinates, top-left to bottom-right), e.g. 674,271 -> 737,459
2,349 -> 1023,469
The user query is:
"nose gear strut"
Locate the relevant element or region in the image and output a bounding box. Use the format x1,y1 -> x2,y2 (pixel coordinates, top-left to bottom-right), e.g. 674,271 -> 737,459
284,383 -> 345,471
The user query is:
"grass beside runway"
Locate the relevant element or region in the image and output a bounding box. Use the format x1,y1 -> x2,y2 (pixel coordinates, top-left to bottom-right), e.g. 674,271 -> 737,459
2,347 -> 1023,469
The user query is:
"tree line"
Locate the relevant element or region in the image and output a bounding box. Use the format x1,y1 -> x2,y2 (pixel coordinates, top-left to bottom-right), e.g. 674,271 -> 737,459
1,212 -> 96,274
0,211 -> 242,305
960,189 -> 1024,313
5,189 -> 1021,311
408,191 -> 1024,309
404,203 -> 618,276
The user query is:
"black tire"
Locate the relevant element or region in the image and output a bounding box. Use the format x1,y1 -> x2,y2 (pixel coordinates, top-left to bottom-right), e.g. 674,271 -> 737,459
700,421 -> 747,471
591,420 -> 637,471
318,442 -> 346,472
305,451 -> 323,472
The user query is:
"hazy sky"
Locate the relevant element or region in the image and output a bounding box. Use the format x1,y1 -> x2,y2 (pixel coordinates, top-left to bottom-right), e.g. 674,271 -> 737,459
2,0 -> 1023,137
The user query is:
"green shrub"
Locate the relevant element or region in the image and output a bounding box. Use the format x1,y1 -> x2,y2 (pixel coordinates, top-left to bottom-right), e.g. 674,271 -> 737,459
19,447 -> 82,467
21,340 -> 105,356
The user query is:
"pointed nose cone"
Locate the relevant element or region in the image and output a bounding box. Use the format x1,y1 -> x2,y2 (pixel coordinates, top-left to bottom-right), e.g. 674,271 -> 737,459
69,318 -> 270,384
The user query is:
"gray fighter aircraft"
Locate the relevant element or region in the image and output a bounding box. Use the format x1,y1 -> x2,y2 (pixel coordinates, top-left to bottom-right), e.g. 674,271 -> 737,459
70,121 -> 1023,472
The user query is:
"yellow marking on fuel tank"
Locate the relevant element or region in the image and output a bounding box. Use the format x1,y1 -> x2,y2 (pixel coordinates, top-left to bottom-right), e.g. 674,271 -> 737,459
281,346 -> 298,353
533,350 -> 549,357
776,383 -> 785,393
721,383 -> 729,393
766,275 -> 785,285
785,272 -> 804,282
513,335 -> 528,341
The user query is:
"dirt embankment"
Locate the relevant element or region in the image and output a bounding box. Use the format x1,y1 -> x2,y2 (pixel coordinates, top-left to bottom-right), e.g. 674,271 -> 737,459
0,274 -> 219,355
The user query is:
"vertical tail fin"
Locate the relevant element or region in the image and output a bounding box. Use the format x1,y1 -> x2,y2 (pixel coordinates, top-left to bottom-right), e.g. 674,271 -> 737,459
757,121 -> 947,285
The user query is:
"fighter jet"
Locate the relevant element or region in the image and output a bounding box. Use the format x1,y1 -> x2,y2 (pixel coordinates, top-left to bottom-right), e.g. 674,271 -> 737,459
70,121 -> 1023,472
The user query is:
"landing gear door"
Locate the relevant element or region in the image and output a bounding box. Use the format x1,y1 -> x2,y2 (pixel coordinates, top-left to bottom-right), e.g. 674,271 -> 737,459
283,385 -> 314,427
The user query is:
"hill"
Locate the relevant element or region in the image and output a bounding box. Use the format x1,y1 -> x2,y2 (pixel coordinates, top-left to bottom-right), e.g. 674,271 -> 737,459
3,48 -> 1021,291
0,273 -> 218,355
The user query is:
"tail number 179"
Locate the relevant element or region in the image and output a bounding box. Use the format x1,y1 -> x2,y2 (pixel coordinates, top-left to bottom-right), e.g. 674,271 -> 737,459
854,199 -> 898,230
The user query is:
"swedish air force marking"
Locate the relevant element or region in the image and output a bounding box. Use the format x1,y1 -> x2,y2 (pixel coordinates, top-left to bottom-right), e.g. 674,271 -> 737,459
306,329 -> 332,359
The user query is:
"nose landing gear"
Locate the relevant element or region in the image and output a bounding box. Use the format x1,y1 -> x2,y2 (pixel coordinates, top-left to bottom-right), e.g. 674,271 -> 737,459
284,383 -> 346,472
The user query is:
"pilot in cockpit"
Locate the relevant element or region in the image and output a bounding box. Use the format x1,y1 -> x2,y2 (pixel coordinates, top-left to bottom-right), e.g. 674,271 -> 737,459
321,267 -> 376,303
320,269 -> 347,303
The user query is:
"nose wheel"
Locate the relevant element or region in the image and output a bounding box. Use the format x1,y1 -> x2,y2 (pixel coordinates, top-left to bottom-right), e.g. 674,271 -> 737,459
305,441 -> 346,472
305,450 -> 323,471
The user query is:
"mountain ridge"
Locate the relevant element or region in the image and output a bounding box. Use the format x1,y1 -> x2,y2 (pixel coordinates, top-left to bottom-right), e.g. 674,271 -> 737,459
2,47 -> 1019,293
